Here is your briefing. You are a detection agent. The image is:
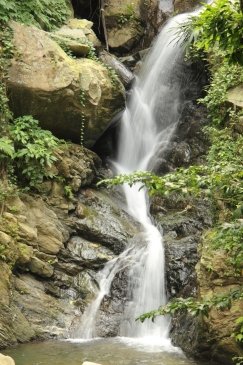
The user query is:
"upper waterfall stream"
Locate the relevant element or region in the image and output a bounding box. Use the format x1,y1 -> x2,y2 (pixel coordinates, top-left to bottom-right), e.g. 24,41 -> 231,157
73,11 -> 196,345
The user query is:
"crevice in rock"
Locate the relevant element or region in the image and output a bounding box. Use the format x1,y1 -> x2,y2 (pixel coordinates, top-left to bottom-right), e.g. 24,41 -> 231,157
71,0 -> 104,40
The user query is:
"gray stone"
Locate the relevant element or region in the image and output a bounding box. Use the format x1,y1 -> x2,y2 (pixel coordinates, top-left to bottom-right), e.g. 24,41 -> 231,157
75,189 -> 139,254
29,257 -> 54,278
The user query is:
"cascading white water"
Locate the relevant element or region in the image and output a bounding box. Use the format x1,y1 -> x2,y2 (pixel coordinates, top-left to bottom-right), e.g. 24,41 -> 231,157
116,14 -> 190,339
73,10 -> 200,343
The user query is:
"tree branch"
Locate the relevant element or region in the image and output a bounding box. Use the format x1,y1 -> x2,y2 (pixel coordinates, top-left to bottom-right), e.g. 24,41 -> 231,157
100,0 -> 109,52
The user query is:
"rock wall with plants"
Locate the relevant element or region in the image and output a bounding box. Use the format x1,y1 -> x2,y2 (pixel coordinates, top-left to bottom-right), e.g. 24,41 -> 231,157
0,1 -> 242,365
0,0 -> 128,348
101,2 -> 243,364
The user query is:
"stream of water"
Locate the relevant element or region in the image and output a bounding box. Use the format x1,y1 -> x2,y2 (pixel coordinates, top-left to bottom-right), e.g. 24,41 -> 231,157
4,339 -> 213,365
73,12 -> 193,345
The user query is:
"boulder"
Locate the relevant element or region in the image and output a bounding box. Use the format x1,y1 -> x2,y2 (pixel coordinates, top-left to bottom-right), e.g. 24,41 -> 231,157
64,236 -> 115,268
103,0 -> 169,53
61,19 -> 101,48
0,354 -> 15,365
227,84 -> 243,108
8,21 -> 125,147
74,189 -> 139,254
174,0 -> 201,13
104,0 -> 144,51
29,257 -> 54,278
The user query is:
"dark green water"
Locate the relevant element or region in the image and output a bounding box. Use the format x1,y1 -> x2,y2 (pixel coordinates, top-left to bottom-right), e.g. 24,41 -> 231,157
3,338 -> 208,365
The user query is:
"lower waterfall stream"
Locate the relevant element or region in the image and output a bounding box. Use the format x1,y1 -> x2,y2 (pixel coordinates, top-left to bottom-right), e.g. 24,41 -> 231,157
72,8 -> 196,349
74,12 -> 191,343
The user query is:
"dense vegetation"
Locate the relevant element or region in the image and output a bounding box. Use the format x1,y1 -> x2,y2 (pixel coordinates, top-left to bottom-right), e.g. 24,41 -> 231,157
0,0 -> 72,30
0,0 -> 73,211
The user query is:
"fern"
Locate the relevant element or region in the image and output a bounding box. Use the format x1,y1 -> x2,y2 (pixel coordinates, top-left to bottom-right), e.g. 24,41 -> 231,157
0,137 -> 15,158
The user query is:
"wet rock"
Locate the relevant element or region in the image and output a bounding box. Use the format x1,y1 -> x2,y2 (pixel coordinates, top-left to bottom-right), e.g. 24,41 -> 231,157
165,236 -> 199,298
96,270 -> 128,337
152,196 -> 213,301
104,0 -> 168,54
74,189 -> 139,254
13,274 -> 76,339
73,271 -> 98,301
61,236 -> 115,269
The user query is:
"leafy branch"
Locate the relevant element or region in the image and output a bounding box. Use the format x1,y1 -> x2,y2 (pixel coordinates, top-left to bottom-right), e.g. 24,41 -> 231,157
137,287 -> 243,323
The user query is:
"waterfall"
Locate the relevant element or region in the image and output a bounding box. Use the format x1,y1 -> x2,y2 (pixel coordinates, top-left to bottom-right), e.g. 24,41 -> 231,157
115,14 -> 188,339
73,11 -> 198,342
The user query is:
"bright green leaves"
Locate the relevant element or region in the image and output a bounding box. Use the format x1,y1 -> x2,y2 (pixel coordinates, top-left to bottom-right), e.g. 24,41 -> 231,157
180,0 -> 243,64
205,222 -> 243,272
10,116 -> 59,187
0,115 -> 60,188
0,137 -> 15,159
138,288 -> 243,323
0,0 -> 71,30
99,127 -> 243,211
199,63 -> 243,126
233,316 -> 243,343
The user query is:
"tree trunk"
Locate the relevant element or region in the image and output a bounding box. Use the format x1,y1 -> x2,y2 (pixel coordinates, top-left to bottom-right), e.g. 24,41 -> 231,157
100,0 -> 109,52
240,0 -> 243,12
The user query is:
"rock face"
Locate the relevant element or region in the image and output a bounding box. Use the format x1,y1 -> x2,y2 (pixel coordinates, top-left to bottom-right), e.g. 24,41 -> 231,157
174,0 -> 201,13
8,21 -> 125,147
104,0 -> 168,53
0,144 -> 139,348
152,196 -> 213,300
195,241 -> 243,364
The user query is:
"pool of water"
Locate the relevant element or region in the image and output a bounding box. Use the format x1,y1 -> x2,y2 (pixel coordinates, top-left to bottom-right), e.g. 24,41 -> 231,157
4,337 -> 208,365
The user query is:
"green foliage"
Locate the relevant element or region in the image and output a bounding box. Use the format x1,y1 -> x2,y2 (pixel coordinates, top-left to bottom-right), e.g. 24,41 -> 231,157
64,185 -> 74,200
199,62 -> 243,125
99,127 -> 243,210
9,116 -> 59,187
233,357 -> 243,365
0,115 -> 60,188
0,137 -> 15,159
179,0 -> 243,64
0,0 -> 71,30
79,90 -> 87,107
138,287 -> 243,322
206,222 -> 243,272
118,4 -> 136,26
0,25 -> 14,133
232,316 -> 243,343
0,243 -> 6,260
